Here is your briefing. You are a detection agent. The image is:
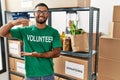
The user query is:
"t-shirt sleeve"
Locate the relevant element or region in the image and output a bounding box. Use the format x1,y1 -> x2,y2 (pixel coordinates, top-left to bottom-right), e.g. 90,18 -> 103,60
52,29 -> 62,48
10,27 -> 23,40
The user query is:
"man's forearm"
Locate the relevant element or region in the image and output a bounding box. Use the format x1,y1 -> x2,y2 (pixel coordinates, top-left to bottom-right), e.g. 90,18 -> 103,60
0,22 -> 14,37
0,18 -> 29,37
21,48 -> 61,58
32,48 -> 61,58
37,51 -> 61,58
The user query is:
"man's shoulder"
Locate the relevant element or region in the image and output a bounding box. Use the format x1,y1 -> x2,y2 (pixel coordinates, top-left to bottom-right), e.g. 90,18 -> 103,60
47,25 -> 57,31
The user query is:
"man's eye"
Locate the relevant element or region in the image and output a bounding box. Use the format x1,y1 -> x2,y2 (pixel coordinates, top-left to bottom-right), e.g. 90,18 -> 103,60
35,10 -> 48,14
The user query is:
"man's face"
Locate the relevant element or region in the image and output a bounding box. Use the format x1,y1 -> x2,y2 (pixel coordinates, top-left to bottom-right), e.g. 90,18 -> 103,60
34,6 -> 49,24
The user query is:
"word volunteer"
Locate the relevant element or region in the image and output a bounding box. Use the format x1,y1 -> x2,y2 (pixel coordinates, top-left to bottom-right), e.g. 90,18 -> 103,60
27,35 -> 53,43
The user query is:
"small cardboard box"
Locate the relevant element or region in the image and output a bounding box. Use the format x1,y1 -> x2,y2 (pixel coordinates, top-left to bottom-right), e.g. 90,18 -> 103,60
113,22 -> 120,38
98,36 -> 120,79
54,75 -> 66,80
98,57 -> 120,80
99,36 -> 120,60
87,33 -> 102,50
8,40 -> 23,58
10,74 -> 24,80
113,5 -> 120,22
108,22 -> 120,38
43,0 -> 91,8
9,57 -> 25,75
5,0 -> 90,12
14,59 -> 25,75
54,55 -> 95,80
9,57 -> 15,72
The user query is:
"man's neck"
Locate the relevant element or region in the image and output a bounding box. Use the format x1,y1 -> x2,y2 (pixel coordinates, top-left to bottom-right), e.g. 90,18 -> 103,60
36,23 -> 46,29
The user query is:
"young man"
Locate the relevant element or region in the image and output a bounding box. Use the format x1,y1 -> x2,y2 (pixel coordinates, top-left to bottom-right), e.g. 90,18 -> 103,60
0,3 -> 62,80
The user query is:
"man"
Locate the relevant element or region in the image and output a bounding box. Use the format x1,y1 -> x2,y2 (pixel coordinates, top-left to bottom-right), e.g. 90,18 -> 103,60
0,3 -> 62,80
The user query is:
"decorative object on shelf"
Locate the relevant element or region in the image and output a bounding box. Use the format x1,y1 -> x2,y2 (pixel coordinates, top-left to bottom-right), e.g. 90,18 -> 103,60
60,31 -> 66,39
63,37 -> 72,51
71,33 -> 89,52
67,12 -> 87,52
69,20 -> 85,35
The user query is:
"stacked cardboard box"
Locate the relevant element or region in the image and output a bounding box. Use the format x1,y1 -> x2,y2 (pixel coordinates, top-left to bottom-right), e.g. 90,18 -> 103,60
98,5 -> 120,80
98,37 -> 120,80
54,76 -> 67,80
54,55 -> 95,80
8,40 -> 23,58
113,6 -> 120,38
10,74 -> 24,80
5,0 -> 90,12
9,57 -> 25,75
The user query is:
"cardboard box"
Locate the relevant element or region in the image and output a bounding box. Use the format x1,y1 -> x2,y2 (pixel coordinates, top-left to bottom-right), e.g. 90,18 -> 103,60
15,59 -> 25,75
113,22 -> 120,38
10,74 -> 24,80
5,0 -> 90,12
54,56 -> 65,74
108,22 -> 120,38
113,5 -> 120,22
98,36 -> 120,79
54,55 -> 95,80
54,76 -> 66,80
5,0 -> 33,11
88,33 -> 102,50
8,40 -> 23,58
98,57 -> 120,80
98,73 -> 115,80
9,57 -> 15,72
99,37 -> 120,60
9,57 -> 25,75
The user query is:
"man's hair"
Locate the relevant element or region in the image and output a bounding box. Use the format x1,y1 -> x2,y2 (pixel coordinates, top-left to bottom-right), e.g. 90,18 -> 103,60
34,3 -> 49,10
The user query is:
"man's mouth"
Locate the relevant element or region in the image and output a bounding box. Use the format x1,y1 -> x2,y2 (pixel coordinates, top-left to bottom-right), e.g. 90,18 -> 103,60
39,17 -> 44,19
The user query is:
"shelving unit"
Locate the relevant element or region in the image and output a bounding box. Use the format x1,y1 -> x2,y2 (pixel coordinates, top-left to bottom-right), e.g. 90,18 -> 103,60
5,7 -> 100,80
48,7 -> 100,80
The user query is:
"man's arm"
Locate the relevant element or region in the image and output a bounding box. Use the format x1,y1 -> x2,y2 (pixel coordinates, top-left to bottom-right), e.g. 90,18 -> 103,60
21,47 -> 61,58
0,18 -> 29,38
0,22 -> 14,38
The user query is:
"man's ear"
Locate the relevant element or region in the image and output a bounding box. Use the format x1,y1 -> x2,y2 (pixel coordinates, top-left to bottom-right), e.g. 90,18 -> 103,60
33,12 -> 35,16
47,12 -> 50,17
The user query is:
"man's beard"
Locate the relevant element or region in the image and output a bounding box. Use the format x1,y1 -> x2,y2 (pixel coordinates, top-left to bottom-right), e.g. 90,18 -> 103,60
36,18 -> 47,24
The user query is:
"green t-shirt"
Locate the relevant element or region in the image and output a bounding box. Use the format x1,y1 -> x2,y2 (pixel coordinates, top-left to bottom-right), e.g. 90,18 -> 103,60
10,25 -> 62,77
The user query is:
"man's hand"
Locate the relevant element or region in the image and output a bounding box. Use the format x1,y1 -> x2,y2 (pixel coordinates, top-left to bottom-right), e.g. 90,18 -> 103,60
21,52 -> 40,58
10,18 -> 29,26
21,52 -> 32,56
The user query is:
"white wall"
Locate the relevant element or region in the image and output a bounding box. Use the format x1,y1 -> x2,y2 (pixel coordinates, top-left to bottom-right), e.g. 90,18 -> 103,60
91,0 -> 120,35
